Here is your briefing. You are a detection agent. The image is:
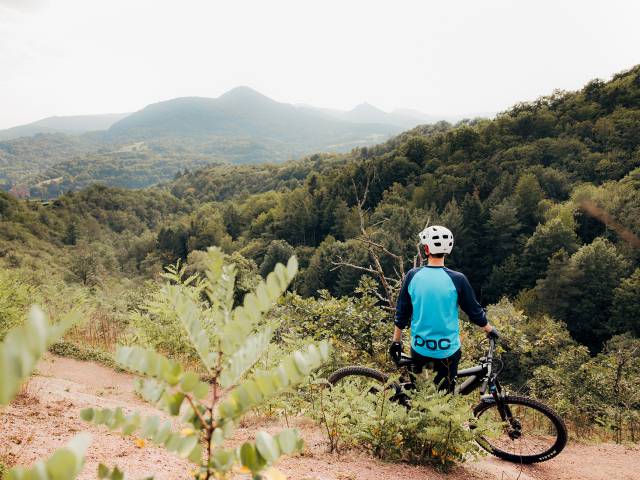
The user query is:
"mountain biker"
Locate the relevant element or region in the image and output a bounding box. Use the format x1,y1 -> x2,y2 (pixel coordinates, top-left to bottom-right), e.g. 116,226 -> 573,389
390,225 -> 499,393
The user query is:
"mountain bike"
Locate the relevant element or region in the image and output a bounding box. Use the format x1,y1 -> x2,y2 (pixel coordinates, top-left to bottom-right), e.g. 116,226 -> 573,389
327,337 -> 567,464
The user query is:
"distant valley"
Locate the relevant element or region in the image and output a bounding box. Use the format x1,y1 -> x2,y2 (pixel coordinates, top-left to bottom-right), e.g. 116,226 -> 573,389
0,87 -> 463,198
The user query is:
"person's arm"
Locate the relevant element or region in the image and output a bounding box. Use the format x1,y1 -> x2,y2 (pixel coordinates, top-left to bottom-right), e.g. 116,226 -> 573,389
392,325 -> 402,341
394,270 -> 414,334
390,270 -> 416,360
450,271 -> 496,334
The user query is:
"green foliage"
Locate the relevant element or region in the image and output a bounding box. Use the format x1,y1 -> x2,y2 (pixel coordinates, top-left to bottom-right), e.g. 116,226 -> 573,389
82,248 -> 331,479
531,334 -> 640,442
49,340 -> 116,368
535,237 -> 630,351
0,305 -> 90,480
259,240 -> 295,278
313,376 -> 495,470
461,299 -> 576,387
0,306 -> 79,405
277,281 -> 388,364
0,269 -> 34,340
610,268 -> 640,336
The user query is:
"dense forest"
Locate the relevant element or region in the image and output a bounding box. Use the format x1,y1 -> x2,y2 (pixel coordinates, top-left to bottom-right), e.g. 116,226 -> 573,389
1,66 -> 639,456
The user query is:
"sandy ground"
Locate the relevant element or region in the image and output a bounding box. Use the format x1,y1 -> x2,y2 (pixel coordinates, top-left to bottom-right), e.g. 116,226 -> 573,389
1,355 -> 638,480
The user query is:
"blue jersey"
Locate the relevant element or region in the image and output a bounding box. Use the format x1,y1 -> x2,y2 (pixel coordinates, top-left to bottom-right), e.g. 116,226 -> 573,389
394,266 -> 488,359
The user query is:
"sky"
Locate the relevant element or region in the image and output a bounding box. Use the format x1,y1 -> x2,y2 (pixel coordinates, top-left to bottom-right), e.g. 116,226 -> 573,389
0,0 -> 639,129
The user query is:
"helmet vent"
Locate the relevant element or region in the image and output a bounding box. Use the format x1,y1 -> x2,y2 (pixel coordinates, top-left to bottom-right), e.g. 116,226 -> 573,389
432,235 -> 440,239
442,234 -> 449,239
434,242 -> 441,246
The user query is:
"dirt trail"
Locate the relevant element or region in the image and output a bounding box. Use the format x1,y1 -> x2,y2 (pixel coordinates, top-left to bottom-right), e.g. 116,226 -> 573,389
1,355 -> 638,480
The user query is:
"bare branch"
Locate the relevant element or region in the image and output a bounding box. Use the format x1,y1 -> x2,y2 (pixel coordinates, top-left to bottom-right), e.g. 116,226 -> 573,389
330,260 -> 380,276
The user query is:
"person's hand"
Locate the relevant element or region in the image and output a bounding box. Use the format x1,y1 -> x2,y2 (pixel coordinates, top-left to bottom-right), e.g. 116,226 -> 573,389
486,327 -> 500,340
389,341 -> 403,363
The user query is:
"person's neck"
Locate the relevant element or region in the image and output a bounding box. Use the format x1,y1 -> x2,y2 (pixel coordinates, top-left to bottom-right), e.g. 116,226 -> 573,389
427,257 -> 445,267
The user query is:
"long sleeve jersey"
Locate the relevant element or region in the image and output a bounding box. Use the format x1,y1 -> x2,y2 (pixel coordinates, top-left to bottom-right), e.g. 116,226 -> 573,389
395,266 -> 488,359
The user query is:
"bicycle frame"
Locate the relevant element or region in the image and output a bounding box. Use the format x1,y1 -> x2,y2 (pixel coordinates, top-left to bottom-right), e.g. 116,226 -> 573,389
394,338 -> 504,399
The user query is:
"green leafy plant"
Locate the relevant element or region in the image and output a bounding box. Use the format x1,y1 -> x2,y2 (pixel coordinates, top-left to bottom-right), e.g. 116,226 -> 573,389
81,247 -> 330,479
312,376 -> 496,470
0,306 -> 90,480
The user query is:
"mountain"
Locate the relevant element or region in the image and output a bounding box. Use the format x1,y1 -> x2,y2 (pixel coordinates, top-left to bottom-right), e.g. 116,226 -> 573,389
0,113 -> 129,141
299,102 -> 480,128
0,88 -> 408,197
107,87 -> 400,146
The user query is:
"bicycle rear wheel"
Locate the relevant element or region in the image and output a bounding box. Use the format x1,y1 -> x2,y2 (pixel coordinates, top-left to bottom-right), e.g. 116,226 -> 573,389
327,366 -> 404,400
473,395 -> 567,463
328,366 -> 389,385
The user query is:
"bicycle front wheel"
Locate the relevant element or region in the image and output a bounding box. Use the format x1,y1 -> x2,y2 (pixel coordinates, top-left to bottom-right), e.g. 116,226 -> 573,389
474,395 -> 567,463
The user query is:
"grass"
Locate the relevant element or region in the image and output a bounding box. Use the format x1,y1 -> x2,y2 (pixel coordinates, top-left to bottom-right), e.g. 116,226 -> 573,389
48,340 -> 117,370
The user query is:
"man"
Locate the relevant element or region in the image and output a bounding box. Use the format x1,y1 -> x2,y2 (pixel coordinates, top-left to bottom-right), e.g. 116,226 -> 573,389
390,225 -> 498,392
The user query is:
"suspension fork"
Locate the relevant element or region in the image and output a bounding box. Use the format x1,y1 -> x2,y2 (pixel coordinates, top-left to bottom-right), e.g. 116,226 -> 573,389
490,379 -> 516,427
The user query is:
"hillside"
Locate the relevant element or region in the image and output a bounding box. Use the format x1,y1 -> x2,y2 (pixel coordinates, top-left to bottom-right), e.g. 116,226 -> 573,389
2,64 -> 638,349
0,113 -> 129,141
1,65 -> 640,478
0,88 -> 412,197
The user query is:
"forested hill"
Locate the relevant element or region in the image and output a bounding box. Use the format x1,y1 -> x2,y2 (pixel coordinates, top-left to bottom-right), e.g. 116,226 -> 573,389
1,65 -> 639,355
0,88 -> 405,198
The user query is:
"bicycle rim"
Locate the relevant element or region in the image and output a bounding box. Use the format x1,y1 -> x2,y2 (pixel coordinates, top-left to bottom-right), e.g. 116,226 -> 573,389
327,366 -> 390,393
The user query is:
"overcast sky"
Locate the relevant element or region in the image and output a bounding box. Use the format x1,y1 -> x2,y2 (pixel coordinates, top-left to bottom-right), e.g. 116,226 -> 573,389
0,0 -> 639,129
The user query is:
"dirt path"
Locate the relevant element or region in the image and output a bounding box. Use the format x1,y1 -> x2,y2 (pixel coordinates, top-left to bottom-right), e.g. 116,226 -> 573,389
1,355 -> 638,480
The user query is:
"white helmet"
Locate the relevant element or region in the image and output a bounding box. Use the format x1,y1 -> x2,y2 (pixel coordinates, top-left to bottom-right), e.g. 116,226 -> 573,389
418,225 -> 454,254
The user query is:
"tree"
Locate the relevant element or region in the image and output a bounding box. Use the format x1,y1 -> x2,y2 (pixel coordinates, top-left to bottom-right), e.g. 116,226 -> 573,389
64,221 -> 78,245
259,240 -> 295,278
514,173 -> 545,229
519,217 -> 580,289
536,238 -> 630,351
487,199 -> 522,259
222,203 -> 243,239
610,268 -> 640,336
458,191 -> 489,289
399,135 -> 430,166
68,246 -> 103,286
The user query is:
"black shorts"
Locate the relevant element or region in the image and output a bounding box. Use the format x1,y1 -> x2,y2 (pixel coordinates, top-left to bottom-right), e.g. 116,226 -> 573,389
410,348 -> 462,393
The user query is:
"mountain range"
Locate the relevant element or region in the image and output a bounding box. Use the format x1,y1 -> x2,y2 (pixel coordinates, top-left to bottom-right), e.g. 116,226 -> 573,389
0,113 -> 129,141
105,87 -> 399,146
0,86 -> 472,198
0,87 -> 459,142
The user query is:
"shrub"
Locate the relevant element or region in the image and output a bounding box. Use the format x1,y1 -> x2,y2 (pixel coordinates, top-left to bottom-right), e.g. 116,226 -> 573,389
0,269 -> 35,340
276,280 -> 388,368
530,334 -> 640,442
312,375 -> 495,470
